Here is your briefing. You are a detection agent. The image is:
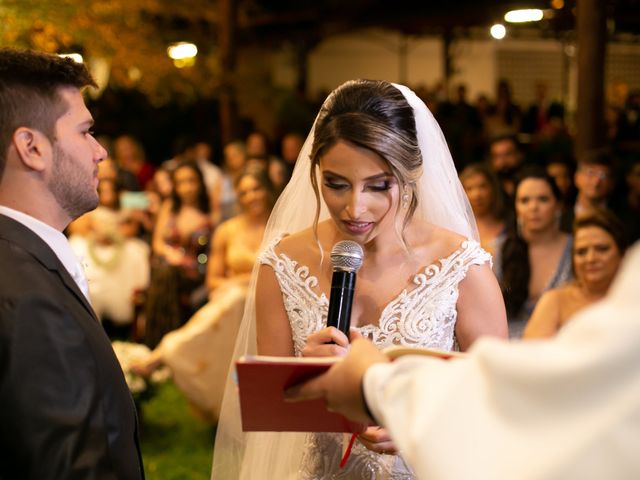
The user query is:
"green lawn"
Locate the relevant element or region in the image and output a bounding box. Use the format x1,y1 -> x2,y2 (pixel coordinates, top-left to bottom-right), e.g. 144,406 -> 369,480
138,381 -> 216,480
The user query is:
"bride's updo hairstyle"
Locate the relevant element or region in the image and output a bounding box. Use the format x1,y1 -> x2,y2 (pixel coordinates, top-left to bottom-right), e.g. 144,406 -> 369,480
309,79 -> 423,237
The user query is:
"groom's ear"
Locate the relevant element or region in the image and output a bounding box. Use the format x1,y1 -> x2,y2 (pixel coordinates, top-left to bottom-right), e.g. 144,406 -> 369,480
11,127 -> 53,173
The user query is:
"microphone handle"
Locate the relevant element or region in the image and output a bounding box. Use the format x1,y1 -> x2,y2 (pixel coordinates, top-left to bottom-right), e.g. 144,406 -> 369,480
327,270 -> 356,337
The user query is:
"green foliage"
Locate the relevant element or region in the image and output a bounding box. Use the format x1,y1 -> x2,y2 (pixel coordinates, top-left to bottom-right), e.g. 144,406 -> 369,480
0,0 -> 221,105
139,380 -> 215,480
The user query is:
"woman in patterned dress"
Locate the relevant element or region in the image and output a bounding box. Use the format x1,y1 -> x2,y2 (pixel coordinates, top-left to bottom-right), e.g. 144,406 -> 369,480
132,166 -> 276,421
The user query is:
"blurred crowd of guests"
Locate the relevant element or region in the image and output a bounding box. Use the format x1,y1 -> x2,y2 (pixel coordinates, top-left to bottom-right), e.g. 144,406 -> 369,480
444,78 -> 639,340
65,76 -> 639,420
65,128 -> 301,421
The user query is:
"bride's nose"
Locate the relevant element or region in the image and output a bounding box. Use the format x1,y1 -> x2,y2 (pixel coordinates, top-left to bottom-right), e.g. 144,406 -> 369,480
344,191 -> 367,217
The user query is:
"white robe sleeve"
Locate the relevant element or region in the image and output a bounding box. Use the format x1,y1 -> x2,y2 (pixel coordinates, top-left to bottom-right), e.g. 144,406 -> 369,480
363,242 -> 640,480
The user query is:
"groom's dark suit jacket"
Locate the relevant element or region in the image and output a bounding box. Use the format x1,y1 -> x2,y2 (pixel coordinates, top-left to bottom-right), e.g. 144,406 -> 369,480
0,214 -> 144,479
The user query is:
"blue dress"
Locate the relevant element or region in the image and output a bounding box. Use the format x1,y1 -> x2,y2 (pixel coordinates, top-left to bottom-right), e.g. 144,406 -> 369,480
494,236 -> 573,339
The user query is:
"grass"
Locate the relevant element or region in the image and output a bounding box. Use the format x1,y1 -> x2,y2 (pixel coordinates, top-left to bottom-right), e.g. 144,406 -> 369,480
138,380 -> 216,480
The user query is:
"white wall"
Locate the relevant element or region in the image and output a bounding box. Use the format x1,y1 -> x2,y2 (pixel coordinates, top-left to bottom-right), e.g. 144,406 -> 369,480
403,35 -> 443,88
449,39 -> 497,101
307,30 -> 572,104
245,29 -> 640,136
308,29 -> 411,93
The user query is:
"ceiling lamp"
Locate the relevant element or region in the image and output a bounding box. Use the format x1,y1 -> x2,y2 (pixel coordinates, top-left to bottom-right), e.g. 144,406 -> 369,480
167,42 -> 198,60
490,24 -> 507,39
504,9 -> 544,23
167,42 -> 198,67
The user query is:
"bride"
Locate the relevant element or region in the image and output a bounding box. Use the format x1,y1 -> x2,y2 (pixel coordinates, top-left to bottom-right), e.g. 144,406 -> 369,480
212,80 -> 507,479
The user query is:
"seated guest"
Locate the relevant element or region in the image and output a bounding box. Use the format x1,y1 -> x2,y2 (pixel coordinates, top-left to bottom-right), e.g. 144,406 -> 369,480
144,161 -> 212,347
219,140 -> 247,222
572,149 -> 615,221
460,162 -> 510,257
113,134 -> 155,191
69,207 -> 150,339
131,166 -> 275,422
486,133 -> 525,200
617,155 -> 640,244
545,154 -> 577,232
524,209 -> 627,339
496,166 -> 573,338
278,131 -> 305,184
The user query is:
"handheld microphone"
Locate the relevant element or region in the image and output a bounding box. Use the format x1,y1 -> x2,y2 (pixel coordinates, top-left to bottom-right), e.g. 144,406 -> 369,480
327,240 -> 364,338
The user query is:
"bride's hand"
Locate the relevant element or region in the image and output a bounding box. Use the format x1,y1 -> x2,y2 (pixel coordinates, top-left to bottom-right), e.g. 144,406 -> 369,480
302,327 -> 365,357
358,426 -> 398,455
302,327 -> 350,357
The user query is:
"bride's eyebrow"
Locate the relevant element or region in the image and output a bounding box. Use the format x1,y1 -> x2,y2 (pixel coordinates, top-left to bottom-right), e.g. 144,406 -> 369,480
322,170 -> 393,181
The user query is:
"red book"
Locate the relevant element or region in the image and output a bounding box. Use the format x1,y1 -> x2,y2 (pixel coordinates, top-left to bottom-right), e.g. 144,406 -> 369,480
236,346 -> 463,433
236,355 -> 364,432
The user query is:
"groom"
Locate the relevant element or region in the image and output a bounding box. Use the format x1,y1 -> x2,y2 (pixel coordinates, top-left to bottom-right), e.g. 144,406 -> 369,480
0,48 -> 144,478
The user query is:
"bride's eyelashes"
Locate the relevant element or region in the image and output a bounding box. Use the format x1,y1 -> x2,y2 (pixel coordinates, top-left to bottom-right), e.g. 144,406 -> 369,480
322,177 -> 394,192
368,180 -> 392,192
323,179 -> 349,191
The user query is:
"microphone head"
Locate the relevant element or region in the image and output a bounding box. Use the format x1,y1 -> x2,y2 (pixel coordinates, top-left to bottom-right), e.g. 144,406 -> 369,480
331,240 -> 364,272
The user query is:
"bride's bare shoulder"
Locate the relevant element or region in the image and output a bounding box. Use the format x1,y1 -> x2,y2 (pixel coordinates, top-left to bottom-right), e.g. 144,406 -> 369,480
409,220 -> 470,257
274,221 -> 332,261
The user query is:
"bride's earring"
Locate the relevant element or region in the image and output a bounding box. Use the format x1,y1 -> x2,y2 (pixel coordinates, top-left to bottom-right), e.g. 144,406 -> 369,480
402,185 -> 410,209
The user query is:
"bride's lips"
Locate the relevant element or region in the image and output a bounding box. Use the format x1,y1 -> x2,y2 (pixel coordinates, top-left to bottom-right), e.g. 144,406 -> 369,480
342,220 -> 374,234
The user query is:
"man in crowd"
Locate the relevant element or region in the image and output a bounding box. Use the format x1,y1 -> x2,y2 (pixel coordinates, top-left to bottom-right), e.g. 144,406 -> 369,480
487,133 -> 525,198
573,149 -> 615,219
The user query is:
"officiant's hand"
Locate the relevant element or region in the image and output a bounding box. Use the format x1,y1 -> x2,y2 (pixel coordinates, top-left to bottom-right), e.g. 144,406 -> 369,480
286,338 -> 389,424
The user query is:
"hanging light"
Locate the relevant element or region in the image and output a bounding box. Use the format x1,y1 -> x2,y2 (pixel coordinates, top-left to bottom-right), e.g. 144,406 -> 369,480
167,42 -> 198,68
167,42 -> 198,60
490,24 -> 507,39
504,9 -> 544,23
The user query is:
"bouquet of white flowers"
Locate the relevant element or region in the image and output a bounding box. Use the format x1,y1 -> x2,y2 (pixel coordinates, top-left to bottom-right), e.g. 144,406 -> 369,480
111,341 -> 171,396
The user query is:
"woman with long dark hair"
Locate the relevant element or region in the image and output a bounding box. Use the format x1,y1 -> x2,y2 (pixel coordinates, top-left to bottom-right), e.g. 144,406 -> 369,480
460,162 -> 510,257
496,165 -> 573,338
144,161 -> 212,347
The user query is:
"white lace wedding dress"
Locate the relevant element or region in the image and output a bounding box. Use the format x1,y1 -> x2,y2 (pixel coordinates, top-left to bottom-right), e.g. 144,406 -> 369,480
256,235 -> 492,479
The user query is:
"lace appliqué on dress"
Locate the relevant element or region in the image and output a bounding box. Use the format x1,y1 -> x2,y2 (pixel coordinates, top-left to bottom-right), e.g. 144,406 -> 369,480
258,237 -> 491,479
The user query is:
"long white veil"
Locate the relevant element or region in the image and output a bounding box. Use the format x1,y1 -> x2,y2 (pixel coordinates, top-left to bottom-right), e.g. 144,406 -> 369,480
210,81 -> 477,479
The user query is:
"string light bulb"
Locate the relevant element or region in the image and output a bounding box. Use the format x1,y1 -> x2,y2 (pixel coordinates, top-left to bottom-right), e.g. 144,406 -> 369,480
504,9 -> 544,23
490,24 -> 507,39
167,42 -> 198,67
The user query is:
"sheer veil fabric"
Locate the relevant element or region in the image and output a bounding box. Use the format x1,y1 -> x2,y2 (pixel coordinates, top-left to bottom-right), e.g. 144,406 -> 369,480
210,81 -> 478,479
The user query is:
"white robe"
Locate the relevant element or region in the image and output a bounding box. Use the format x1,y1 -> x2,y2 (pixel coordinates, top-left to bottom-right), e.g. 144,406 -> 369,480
363,242 -> 640,480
